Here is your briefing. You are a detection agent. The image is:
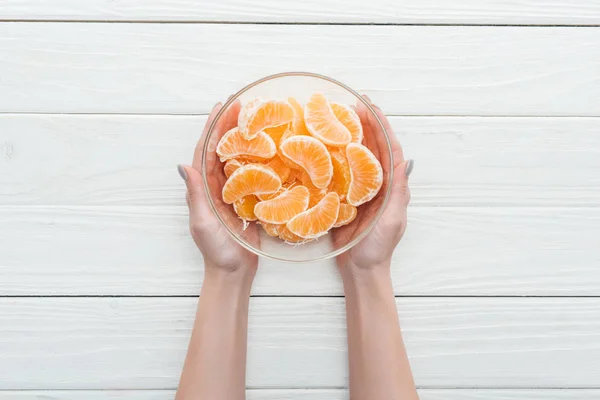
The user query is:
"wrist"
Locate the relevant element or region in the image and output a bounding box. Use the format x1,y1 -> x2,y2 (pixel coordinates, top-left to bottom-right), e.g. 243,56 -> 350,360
203,264 -> 255,295
340,262 -> 393,297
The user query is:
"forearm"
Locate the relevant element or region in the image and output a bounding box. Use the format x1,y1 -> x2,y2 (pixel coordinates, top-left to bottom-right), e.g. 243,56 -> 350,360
341,263 -> 418,400
176,267 -> 254,400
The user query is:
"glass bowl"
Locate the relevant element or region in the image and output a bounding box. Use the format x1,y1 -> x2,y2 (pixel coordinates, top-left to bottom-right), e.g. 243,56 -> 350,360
201,72 -> 394,262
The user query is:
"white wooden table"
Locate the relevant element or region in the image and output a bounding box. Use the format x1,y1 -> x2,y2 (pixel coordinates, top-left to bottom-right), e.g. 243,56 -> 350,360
1,1 -> 600,398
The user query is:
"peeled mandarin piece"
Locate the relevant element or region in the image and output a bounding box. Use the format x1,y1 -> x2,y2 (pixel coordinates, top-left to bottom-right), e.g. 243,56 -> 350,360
331,102 -> 363,143
238,98 -> 295,140
277,130 -> 304,170
286,192 -> 340,239
224,159 -> 244,178
233,195 -> 259,221
264,123 -> 291,146
216,127 -> 276,162
222,164 -> 281,204
279,225 -> 304,243
333,203 -> 357,228
288,97 -> 311,136
265,155 -> 291,182
304,93 -> 352,147
346,143 -> 383,206
256,181 -> 296,201
260,222 -> 283,237
299,172 -> 327,208
254,185 -> 310,224
286,168 -> 302,183
328,149 -> 351,200
280,135 -> 333,189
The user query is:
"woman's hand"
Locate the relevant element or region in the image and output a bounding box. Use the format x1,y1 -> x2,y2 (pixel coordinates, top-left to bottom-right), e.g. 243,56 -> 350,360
334,96 -> 413,274
178,101 -> 259,281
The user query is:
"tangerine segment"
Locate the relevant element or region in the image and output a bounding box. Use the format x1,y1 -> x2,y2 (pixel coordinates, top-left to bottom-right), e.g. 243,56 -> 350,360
286,192 -> 340,239
254,185 -> 310,224
280,135 -> 333,189
222,164 -> 281,204
224,159 -> 244,178
233,195 -> 258,221
277,130 -> 303,170
264,123 -> 291,146
256,181 -> 296,201
238,98 -> 295,140
278,225 -> 304,243
288,97 -> 311,136
331,102 -> 363,143
304,93 -> 352,147
260,222 -> 282,237
329,149 -> 351,200
299,172 -> 327,208
346,143 -> 383,206
216,127 -> 276,162
265,155 -> 291,182
333,203 -> 357,228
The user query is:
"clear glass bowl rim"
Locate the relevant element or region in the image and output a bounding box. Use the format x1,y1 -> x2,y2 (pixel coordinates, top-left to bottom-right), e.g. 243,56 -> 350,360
202,71 -> 395,263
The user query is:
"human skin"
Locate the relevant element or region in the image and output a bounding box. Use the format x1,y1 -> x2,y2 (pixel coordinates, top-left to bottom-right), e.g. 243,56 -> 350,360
175,96 -> 416,400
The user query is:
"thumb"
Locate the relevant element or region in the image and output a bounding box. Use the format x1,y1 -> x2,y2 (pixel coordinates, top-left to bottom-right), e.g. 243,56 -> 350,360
178,164 -> 209,215
389,159 -> 413,207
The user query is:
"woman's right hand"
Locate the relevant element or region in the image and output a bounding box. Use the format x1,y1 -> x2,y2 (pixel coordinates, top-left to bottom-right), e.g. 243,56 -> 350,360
334,96 -> 413,275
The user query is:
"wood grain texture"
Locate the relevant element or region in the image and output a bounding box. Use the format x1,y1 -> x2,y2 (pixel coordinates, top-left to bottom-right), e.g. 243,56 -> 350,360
1,298 -> 599,389
1,24 -> 599,115
2,115 -> 599,207
3,389 -> 600,399
1,205 -> 599,296
1,0 -> 600,24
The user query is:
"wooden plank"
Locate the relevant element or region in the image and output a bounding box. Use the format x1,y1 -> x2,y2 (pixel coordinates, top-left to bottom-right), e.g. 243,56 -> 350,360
2,115 -> 599,207
1,0 -> 600,24
1,298 -> 599,388
3,389 -> 600,399
1,24 -> 599,115
1,206 -> 599,296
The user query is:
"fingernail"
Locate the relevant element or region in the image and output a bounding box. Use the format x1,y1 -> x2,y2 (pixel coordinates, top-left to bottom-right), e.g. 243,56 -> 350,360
362,94 -> 372,103
405,160 -> 414,177
212,102 -> 222,110
177,165 -> 187,181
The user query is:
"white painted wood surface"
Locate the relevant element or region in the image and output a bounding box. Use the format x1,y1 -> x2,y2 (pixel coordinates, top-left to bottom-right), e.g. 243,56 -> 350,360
2,0 -> 600,24
3,115 -> 599,207
3,389 -> 600,400
1,24 -> 599,115
1,1 -> 599,396
2,298 -> 599,389
2,205 -> 599,296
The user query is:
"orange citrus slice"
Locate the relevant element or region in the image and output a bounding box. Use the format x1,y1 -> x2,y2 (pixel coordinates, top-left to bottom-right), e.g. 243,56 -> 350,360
328,149 -> 351,200
216,127 -> 276,162
331,102 -> 363,143
288,97 -> 311,136
222,164 -> 281,204
280,135 -> 333,189
238,98 -> 295,140
286,192 -> 340,239
264,123 -> 291,146
233,195 -> 258,221
333,203 -> 357,228
346,143 -> 383,206
278,225 -> 304,243
224,159 -> 244,178
298,171 -> 327,208
254,185 -> 310,224
265,155 -> 291,182
259,222 -> 282,237
304,93 -> 352,147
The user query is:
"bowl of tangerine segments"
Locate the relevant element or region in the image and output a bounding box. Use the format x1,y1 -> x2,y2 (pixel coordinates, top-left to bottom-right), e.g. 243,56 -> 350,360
202,72 -> 394,263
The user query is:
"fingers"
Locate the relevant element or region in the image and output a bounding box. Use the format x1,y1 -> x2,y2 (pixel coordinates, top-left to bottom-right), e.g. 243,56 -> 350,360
179,164 -> 210,219
389,160 -> 413,209
363,95 -> 404,167
193,102 -> 223,171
